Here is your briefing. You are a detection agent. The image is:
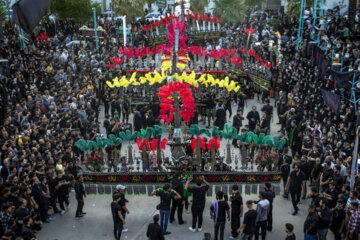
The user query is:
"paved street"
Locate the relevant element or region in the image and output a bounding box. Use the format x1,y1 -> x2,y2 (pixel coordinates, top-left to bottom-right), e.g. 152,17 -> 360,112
38,97 -> 333,240
37,187 -> 316,240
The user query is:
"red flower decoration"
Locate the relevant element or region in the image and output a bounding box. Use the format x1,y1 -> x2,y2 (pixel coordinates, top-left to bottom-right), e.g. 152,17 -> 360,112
208,176 -> 217,182
157,81 -> 195,124
245,25 -> 255,36
119,176 -> 129,182
234,175 -> 243,181
37,32 -> 51,44
144,176 -> 153,182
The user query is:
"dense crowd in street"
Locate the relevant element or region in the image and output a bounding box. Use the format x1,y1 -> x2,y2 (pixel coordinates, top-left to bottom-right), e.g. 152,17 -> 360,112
0,5 -> 360,240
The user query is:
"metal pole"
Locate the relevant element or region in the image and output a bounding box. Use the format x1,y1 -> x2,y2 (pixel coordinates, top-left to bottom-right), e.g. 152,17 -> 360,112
181,0 -> 185,21
93,8 -> 99,50
123,16 -> 126,46
6,0 -> 10,21
350,126 -> 360,190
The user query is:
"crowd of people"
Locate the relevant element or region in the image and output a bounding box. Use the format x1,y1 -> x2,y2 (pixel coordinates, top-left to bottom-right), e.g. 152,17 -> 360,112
0,3 -> 360,240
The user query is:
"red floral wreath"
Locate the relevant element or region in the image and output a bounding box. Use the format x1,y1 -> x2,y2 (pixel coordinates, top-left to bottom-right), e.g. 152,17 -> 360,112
157,81 -> 195,123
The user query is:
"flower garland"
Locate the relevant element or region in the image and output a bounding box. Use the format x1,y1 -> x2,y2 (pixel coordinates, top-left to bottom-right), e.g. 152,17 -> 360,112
157,81 -> 195,123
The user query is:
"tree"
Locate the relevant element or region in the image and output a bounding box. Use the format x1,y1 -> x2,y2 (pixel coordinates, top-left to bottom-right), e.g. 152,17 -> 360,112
286,0 -> 315,17
244,0 -> 265,7
348,0 -> 357,25
51,0 -> 101,23
213,0 -> 247,23
190,0 -> 208,14
110,0 -> 152,21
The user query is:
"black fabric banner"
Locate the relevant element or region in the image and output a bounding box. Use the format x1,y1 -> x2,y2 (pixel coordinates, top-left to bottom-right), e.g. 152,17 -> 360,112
321,89 -> 341,115
331,69 -> 353,89
83,171 -> 281,184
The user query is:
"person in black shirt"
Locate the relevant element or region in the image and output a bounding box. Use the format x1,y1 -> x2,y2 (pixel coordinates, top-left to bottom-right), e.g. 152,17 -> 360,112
232,109 -> 244,146
307,186 -> 321,209
111,193 -> 125,240
170,173 -> 185,225
330,200 -> 345,240
74,175 -> 86,218
16,198 -> 29,235
214,103 -> 226,131
320,161 -> 333,192
237,200 -> 257,240
21,216 -> 36,240
317,198 -> 332,240
261,99 -> 273,120
210,191 -> 230,240
151,184 -> 181,235
54,171 -> 71,214
323,181 -> 338,209
185,175 -> 210,232
332,165 -> 343,191
264,183 -> 275,231
285,223 -> 296,240
246,106 -> 260,131
31,177 -> 49,223
133,107 -> 142,132
285,164 -> 306,215
280,151 -> 291,195
229,185 -> 243,239
311,158 -> 323,190
146,214 -> 165,240
303,204 -> 319,239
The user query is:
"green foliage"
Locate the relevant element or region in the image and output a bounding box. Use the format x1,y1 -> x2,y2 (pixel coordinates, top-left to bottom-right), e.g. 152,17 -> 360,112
153,125 -> 163,136
220,123 -> 238,140
235,131 -> 287,150
190,0 -> 208,14
187,124 -> 211,137
51,0 -> 101,23
235,131 -> 249,143
269,19 -> 281,31
211,126 -> 222,137
286,0 -> 315,17
244,0 -> 265,6
213,0 -> 247,23
109,134 -> 122,146
110,0 -> 149,19
120,130 -> 138,141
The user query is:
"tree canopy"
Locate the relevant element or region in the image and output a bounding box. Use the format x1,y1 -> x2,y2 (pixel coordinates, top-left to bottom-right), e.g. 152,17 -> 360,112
110,0 -> 156,20
213,0 -> 247,23
190,0 -> 208,14
51,0 -> 101,23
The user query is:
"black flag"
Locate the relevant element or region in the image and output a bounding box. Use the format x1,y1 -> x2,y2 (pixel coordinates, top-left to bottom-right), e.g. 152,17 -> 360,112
331,69 -> 353,89
11,0 -> 50,34
321,89 -> 341,115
